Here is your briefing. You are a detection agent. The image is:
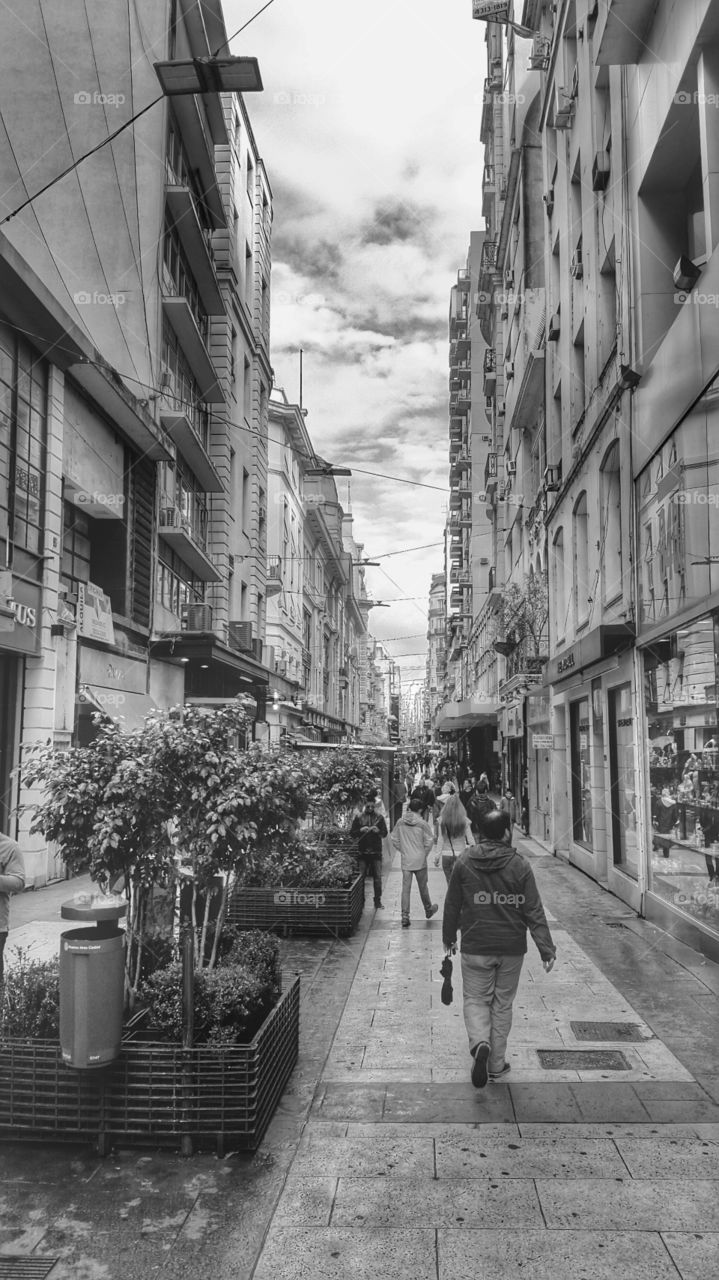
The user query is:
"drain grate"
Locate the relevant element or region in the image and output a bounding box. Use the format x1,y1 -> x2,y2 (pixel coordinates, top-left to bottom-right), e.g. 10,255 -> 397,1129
604,920 -> 628,929
570,1021 -> 645,1042
0,1261 -> 59,1280
537,1049 -> 632,1070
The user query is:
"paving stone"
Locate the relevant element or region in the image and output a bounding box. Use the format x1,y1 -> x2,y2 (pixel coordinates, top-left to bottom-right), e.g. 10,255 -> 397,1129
630,1081 -> 710,1101
438,1229 -> 682,1280
508,1084 -> 583,1123
570,1084 -> 651,1122
435,1135 -> 626,1180
383,1085 -> 515,1124
537,1178 -> 719,1230
662,1232 -> 719,1280
252,1227 -> 438,1280
274,1176 -> 337,1226
640,1100 -> 719,1123
346,1122 -> 522,1140
331,1176 -> 543,1228
293,1134 -> 434,1177
616,1137 -> 719,1179
517,1122 -> 704,1140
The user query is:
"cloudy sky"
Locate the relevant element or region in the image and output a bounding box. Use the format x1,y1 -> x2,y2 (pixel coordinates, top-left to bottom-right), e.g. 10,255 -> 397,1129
224,0 -> 487,685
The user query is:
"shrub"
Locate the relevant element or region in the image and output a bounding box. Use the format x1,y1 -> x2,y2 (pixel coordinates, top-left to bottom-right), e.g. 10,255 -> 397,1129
1,950 -> 60,1039
243,838 -> 356,889
139,930 -> 281,1045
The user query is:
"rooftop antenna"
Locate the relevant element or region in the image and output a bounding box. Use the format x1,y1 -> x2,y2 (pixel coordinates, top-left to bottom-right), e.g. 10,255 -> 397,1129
299,347 -> 303,410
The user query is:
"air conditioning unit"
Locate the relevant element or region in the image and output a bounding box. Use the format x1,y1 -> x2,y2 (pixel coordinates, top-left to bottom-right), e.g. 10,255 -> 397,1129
185,602 -> 213,632
592,150 -> 611,192
544,463 -> 562,492
506,461 -> 517,476
554,87 -> 575,129
505,360 -> 515,379
258,504 -> 267,523
480,434 -> 492,443
543,187 -> 555,217
548,312 -> 561,341
528,34 -> 551,71
479,557 -> 490,566
159,366 -> 173,393
570,249 -> 584,279
496,399 -> 505,416
276,659 -> 287,675
228,620 -> 253,651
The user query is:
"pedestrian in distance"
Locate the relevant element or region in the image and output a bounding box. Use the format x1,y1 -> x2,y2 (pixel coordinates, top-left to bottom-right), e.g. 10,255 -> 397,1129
442,807 -> 556,1087
434,792 -> 473,883
0,829 -> 26,985
477,770 -> 490,795
500,788 -> 518,826
391,796 -> 438,927
350,792 -> 388,910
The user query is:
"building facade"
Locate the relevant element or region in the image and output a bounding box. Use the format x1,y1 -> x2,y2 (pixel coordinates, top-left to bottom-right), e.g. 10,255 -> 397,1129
0,0 -> 274,882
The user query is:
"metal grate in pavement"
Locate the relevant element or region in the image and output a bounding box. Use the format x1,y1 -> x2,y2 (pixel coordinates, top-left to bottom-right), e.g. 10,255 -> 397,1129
0,1259 -> 60,1279
604,920 -> 628,929
570,1021 -> 645,1042
537,1049 -> 632,1070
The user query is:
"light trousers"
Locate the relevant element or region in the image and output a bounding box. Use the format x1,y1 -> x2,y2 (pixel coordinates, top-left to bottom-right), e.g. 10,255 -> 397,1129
401,867 -> 432,919
460,952 -> 525,1074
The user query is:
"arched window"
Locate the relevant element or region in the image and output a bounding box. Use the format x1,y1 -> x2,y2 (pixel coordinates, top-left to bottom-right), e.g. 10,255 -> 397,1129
600,442 -> 622,604
552,528 -> 566,642
573,492 -> 590,628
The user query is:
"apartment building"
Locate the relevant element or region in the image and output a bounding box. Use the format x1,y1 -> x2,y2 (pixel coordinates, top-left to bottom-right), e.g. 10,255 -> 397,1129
0,0 -> 273,881
425,572 -> 447,742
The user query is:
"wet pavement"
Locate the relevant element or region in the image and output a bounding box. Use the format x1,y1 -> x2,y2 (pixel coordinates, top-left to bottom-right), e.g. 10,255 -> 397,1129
2,837 -> 719,1278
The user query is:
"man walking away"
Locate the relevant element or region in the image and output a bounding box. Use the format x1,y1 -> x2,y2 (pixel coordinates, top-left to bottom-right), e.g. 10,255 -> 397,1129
391,797 -> 438,927
442,808 -> 555,1087
0,830 -> 26,984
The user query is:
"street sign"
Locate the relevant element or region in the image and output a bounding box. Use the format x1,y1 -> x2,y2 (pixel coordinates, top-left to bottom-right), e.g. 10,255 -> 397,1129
532,733 -> 554,750
472,1 -> 510,20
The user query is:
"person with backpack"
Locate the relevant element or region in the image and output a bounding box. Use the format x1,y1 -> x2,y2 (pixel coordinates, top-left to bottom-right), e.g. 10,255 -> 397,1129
391,796 -> 438,927
433,793 -> 473,883
350,792 -> 387,910
442,807 -> 556,1087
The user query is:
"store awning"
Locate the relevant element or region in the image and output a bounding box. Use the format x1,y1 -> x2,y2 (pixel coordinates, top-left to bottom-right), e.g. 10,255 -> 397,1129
435,699 -> 500,733
79,686 -> 158,733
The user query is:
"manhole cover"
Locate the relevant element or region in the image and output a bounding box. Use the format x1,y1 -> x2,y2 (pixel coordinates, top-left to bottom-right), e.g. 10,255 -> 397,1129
570,1021 -> 645,1042
0,1261 -> 59,1280
537,1049 -> 632,1070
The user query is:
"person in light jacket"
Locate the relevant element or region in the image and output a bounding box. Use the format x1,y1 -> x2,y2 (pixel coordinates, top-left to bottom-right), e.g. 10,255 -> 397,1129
390,797 -> 438,927
442,808 -> 556,1088
0,830 -> 25,984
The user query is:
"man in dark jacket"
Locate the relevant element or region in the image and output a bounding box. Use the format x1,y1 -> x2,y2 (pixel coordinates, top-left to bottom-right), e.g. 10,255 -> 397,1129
350,794 -> 388,910
442,808 -> 555,1088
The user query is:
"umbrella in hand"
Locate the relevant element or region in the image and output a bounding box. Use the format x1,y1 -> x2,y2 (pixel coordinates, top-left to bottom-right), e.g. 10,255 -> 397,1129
440,955 -> 453,1006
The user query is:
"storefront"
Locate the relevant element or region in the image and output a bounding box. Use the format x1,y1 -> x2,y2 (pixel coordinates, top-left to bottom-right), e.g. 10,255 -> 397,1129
546,624 -> 639,911
0,574 -> 42,835
636,396 -> 719,961
527,692 -> 552,846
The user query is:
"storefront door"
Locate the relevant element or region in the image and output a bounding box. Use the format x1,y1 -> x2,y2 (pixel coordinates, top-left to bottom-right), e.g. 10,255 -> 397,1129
570,697 -> 593,848
608,682 -> 639,877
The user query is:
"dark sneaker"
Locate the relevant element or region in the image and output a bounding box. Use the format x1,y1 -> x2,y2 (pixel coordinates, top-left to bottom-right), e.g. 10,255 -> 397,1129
425,903 -> 439,919
489,1062 -> 511,1080
401,918 -> 410,928
471,1042 -> 490,1089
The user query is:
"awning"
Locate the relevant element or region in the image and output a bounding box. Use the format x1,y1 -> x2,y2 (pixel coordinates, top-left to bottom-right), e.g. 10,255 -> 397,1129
435,699 -> 500,733
79,686 -> 158,733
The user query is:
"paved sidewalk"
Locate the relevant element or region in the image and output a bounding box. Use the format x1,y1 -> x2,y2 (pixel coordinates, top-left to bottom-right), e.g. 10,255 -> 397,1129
2,841 -> 719,1279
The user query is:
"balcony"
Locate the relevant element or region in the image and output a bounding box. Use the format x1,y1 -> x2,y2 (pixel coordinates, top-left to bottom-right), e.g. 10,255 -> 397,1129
450,337 -> 471,367
162,296 -> 225,403
449,416 -> 465,442
483,348 -> 497,396
596,0 -> 658,65
480,239 -> 498,292
165,186 -> 224,316
484,452 -> 498,497
159,407 -> 223,492
267,554 -> 283,595
457,269 -> 471,292
158,505 -> 220,581
167,100 -> 226,230
449,285 -> 469,336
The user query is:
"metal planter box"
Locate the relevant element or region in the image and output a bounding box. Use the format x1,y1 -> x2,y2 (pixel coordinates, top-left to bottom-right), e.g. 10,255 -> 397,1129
0,978 -> 299,1155
227,874 -> 365,937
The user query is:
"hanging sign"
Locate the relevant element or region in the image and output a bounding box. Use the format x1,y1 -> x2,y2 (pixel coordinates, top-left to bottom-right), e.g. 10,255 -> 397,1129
77,582 -> 115,645
532,733 -> 554,751
472,1 -> 510,19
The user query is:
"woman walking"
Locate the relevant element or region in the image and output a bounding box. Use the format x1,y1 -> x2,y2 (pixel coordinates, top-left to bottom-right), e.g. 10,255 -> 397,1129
434,793 -> 473,884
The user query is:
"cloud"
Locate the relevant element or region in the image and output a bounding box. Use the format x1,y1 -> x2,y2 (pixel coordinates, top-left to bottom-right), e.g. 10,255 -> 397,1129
360,197 -> 437,247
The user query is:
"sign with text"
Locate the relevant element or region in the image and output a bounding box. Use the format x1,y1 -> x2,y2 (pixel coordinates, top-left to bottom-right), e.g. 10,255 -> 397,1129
472,0 -> 509,19
532,733 -> 554,751
77,582 -> 115,645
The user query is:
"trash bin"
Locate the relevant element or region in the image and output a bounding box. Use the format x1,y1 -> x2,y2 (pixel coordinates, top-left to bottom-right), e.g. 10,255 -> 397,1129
59,895 -> 127,1069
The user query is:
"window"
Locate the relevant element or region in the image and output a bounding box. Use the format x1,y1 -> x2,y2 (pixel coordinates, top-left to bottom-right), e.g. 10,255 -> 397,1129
61,500 -> 91,588
0,324 -> 48,566
600,442 -> 622,604
570,696 -> 593,848
573,492 -> 590,629
157,548 -> 203,617
552,528 -> 566,642
242,468 -> 249,532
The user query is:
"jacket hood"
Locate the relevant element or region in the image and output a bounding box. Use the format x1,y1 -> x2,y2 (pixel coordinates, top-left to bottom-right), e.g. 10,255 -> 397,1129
466,840 -> 518,873
402,810 -> 427,826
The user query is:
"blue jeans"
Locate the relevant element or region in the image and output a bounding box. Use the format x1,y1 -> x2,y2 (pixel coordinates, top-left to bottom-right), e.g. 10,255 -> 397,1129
460,952 -> 524,1073
401,867 -> 432,920
359,855 -> 383,905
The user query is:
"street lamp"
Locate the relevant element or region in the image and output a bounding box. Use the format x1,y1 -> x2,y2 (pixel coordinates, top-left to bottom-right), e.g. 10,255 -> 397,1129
304,465 -> 352,477
154,56 -> 263,95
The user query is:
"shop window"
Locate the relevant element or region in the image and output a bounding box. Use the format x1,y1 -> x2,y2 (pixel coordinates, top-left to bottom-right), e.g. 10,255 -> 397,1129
608,681 -> 639,877
570,696 -> 593,848
600,442 -> 622,605
645,614 -> 719,936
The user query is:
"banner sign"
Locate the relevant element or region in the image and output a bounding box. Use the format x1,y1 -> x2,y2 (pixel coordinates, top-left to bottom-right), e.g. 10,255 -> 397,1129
472,1 -> 509,20
77,582 -> 115,645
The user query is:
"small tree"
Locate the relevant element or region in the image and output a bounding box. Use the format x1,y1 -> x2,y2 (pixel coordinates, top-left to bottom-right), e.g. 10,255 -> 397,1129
495,573 -> 549,662
302,749 -> 380,829
24,704 -> 310,996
